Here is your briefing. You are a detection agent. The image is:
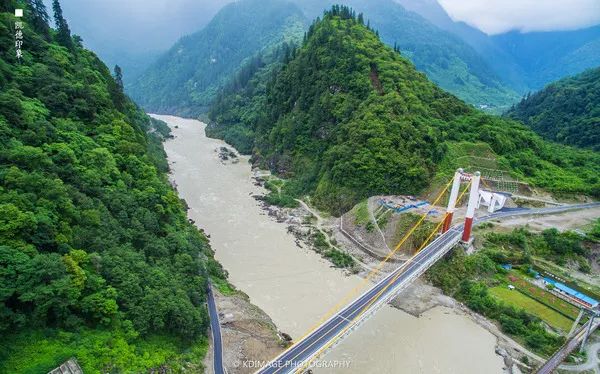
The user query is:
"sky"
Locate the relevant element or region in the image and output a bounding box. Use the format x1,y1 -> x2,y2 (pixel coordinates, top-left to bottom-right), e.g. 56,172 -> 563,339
438,0 -> 600,34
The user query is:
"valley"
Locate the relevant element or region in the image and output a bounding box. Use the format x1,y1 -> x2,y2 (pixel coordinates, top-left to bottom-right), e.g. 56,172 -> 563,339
1,1 -> 599,373
160,114 -> 600,373
159,115 -> 508,373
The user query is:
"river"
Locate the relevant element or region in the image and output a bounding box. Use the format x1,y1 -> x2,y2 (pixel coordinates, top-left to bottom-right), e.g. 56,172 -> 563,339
156,114 -> 506,374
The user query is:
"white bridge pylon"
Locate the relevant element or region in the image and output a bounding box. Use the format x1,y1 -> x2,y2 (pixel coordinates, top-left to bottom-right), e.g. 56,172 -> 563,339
441,168 -> 463,233
441,168 -> 484,242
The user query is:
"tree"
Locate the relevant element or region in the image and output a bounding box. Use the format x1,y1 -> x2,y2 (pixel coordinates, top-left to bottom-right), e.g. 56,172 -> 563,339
114,65 -> 124,91
52,0 -> 73,49
73,34 -> 83,48
110,65 -> 126,109
26,0 -> 50,38
357,13 -> 364,25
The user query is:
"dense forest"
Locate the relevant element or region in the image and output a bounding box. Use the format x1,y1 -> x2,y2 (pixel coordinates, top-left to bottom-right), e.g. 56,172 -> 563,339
207,43 -> 298,154
489,26 -> 600,91
208,6 -> 600,215
507,67 -> 600,151
0,1 -> 226,372
292,0 -> 519,110
128,0 -> 307,116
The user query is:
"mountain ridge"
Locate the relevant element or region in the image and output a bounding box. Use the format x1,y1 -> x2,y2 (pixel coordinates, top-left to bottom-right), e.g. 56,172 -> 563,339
127,0 -> 306,116
208,6 -> 600,214
507,67 -> 600,151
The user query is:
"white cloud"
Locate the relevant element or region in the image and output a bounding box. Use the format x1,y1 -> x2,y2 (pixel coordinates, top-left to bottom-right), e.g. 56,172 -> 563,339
437,0 -> 600,34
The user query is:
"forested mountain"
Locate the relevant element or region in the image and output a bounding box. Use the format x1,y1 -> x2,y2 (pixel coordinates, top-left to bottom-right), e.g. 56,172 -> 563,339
507,67 -> 600,151
391,0 -> 600,93
0,2 -> 225,371
127,0 -> 306,116
208,6 -> 600,215
207,43 -> 296,154
490,27 -> 600,90
293,0 -> 519,110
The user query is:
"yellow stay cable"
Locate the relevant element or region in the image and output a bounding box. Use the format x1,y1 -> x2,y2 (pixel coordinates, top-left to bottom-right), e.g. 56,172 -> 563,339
264,178 -> 457,374
292,181 -> 473,373
281,179 -> 454,350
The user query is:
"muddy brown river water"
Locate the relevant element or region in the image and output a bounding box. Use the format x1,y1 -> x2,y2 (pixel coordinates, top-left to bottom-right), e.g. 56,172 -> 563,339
156,114 -> 505,374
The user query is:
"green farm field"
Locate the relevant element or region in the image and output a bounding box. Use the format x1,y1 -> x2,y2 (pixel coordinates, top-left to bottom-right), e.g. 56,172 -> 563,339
489,287 -> 574,332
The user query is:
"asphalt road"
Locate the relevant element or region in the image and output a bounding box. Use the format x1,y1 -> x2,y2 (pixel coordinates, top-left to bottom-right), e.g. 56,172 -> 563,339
257,225 -> 464,374
207,285 -> 225,374
256,202 -> 600,374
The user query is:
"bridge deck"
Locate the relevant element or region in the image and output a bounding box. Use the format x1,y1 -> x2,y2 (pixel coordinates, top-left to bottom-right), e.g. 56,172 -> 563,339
257,203 -> 600,374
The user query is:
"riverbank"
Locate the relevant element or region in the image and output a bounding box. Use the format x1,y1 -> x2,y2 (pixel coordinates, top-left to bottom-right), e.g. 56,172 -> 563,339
157,114 -> 508,374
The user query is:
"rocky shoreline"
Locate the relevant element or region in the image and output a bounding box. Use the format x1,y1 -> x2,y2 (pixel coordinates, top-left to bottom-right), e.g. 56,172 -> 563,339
204,288 -> 287,374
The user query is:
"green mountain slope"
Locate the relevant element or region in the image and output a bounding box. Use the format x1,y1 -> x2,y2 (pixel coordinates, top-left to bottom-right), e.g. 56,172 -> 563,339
0,2 -> 226,372
208,6 -> 600,214
127,0 -> 306,116
507,67 -> 600,151
207,43 -> 297,154
392,0 -> 600,94
491,27 -> 600,91
293,0 -> 519,111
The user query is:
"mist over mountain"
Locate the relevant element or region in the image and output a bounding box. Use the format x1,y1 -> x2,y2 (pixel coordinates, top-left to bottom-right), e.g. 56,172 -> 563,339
42,0 -> 234,82
127,0 -> 306,116
491,26 -> 600,90
393,0 -> 600,93
41,0 -> 600,96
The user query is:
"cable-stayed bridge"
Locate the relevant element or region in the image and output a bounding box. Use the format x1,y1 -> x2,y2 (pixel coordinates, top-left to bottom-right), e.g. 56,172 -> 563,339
255,168 -> 599,374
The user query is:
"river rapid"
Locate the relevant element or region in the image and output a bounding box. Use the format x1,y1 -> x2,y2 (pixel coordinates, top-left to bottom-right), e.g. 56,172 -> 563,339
156,114 -> 506,374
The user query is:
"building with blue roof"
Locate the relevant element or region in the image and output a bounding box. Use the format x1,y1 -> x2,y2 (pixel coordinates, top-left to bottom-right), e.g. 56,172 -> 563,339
544,277 -> 599,309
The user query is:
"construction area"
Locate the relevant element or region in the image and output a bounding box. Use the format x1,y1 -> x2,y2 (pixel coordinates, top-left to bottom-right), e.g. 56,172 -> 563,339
336,169 -> 523,261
